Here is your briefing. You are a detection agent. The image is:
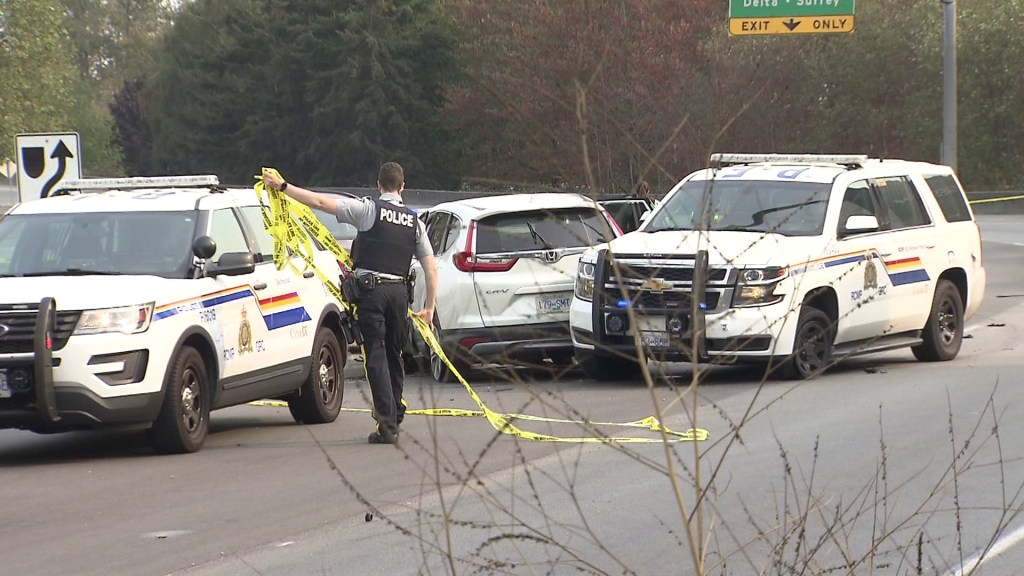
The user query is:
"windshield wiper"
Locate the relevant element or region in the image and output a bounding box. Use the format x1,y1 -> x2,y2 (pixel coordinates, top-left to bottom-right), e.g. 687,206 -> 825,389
526,221 -> 553,249
715,225 -> 760,232
20,268 -> 123,277
644,226 -> 694,233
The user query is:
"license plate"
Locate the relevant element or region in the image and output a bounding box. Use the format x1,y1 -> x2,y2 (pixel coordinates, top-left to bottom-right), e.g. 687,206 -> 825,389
640,332 -> 670,348
537,293 -> 571,314
0,369 -> 10,399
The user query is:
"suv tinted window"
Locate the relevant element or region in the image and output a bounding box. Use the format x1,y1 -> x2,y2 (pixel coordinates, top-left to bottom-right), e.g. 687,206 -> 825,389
442,214 -> 461,253
875,176 -> 931,229
924,174 -> 972,222
602,201 -> 641,233
838,180 -> 879,234
425,212 -> 450,254
210,209 -> 250,262
476,208 -> 610,254
238,205 -> 275,262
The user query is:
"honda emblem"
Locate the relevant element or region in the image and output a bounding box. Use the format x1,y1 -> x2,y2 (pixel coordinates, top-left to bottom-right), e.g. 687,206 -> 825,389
540,250 -> 560,263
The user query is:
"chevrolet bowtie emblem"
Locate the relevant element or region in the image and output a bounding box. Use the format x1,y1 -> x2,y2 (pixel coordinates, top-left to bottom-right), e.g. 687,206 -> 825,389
641,278 -> 673,293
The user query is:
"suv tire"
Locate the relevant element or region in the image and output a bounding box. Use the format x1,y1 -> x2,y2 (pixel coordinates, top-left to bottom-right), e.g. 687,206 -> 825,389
289,327 -> 345,424
782,305 -> 834,381
151,345 -> 209,454
577,350 -> 642,382
912,279 -> 964,362
430,317 -> 470,384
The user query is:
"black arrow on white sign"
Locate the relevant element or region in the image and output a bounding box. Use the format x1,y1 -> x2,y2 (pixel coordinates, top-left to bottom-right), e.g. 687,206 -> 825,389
40,141 -> 74,198
783,18 -> 801,31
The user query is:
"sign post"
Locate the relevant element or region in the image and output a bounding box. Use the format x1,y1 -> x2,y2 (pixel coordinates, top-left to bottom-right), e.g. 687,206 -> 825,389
729,0 -> 856,36
14,132 -> 83,203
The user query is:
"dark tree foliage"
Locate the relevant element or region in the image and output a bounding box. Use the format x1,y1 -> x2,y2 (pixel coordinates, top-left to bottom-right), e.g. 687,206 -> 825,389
110,78 -> 154,176
144,0 -> 461,189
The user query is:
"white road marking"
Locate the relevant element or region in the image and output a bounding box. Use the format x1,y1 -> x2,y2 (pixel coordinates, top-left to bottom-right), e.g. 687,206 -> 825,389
943,521 -> 1024,576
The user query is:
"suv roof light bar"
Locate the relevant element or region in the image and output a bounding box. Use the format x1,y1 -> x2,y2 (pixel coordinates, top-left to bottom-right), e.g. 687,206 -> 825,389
709,154 -> 868,169
57,175 -> 221,192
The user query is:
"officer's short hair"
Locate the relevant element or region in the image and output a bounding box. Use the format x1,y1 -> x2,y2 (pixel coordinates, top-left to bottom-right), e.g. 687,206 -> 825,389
378,162 -> 404,193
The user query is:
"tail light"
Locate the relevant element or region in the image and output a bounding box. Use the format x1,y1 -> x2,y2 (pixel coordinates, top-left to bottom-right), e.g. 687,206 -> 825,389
453,220 -> 519,272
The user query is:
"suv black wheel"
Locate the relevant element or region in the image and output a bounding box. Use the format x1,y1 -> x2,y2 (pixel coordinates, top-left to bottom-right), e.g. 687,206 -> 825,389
782,305 -> 834,381
912,279 -> 964,362
576,350 -> 643,382
151,346 -> 209,454
430,317 -> 470,384
289,327 -> 345,424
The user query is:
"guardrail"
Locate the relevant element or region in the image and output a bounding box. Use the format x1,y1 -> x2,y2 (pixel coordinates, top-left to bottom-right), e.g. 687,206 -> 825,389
312,186 -> 635,209
965,191 -> 1024,215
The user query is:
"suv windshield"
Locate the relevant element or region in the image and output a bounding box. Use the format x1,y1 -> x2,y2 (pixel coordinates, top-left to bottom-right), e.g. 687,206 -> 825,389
0,211 -> 198,278
476,208 -> 611,254
646,179 -> 831,237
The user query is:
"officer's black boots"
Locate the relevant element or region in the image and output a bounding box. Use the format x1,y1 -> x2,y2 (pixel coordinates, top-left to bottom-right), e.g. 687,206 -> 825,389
368,430 -> 398,444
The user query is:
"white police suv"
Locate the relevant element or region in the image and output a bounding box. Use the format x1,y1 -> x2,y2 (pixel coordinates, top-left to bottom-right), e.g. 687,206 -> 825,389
570,154 -> 986,381
0,176 -> 350,453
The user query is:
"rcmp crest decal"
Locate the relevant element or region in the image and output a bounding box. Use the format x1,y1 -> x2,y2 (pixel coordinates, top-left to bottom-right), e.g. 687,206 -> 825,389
864,253 -> 878,289
238,306 -> 254,355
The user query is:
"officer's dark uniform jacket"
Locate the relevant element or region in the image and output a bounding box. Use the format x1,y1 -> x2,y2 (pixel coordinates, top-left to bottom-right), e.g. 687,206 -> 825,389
351,199 -> 418,278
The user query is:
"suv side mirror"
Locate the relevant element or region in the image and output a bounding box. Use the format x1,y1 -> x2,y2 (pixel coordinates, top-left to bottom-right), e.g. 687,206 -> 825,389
207,252 -> 255,277
192,235 -> 217,260
843,215 -> 880,234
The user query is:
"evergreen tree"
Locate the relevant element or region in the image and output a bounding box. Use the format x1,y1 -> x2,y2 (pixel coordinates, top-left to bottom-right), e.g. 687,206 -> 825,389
145,0 -> 461,188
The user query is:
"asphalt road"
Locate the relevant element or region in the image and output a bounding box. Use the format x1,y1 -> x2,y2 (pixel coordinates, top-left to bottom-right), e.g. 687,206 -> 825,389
2,216 -> 1023,576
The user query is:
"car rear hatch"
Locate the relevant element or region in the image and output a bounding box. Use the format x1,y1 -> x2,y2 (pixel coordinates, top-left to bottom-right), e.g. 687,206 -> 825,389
457,206 -> 616,328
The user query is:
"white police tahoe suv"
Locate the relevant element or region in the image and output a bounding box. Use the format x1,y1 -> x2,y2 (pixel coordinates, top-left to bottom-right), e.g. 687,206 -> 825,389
0,176 -> 350,453
570,154 -> 986,381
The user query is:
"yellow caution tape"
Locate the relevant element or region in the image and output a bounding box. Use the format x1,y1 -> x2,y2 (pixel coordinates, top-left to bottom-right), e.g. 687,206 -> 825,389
251,168 -> 709,444
969,194 -> 1024,205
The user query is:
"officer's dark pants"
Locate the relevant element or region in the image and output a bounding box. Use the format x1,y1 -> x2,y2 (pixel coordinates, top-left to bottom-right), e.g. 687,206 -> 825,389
356,282 -> 408,437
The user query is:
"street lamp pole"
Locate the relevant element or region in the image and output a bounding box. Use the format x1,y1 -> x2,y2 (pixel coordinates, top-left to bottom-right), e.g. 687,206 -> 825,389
941,0 -> 958,171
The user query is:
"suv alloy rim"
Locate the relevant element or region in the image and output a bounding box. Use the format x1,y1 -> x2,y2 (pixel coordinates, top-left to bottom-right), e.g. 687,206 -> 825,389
318,342 -> 339,405
181,366 -> 203,436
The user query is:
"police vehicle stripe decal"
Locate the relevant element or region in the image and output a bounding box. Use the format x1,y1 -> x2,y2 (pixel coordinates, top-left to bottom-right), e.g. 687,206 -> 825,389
789,251 -> 930,286
154,286 -> 312,328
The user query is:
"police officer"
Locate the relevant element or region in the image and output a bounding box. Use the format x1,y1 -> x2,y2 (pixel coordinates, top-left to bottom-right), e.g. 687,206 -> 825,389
263,163 -> 437,445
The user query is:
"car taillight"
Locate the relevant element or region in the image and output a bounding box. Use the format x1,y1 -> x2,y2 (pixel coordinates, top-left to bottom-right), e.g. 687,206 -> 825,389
453,220 -> 519,272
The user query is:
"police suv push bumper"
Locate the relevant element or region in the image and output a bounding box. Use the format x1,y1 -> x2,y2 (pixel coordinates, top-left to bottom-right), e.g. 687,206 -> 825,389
0,297 -> 60,426
581,249 -> 710,363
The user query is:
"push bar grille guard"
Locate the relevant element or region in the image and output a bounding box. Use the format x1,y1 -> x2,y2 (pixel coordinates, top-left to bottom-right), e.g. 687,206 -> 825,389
592,249 -> 710,362
0,297 -> 61,424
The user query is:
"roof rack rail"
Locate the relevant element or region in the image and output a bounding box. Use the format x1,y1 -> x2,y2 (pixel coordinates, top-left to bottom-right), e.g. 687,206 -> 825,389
709,154 -> 868,170
56,175 -> 221,193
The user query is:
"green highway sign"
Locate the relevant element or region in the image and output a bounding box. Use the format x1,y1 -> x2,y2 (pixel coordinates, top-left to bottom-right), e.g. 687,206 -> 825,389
730,0 -> 856,19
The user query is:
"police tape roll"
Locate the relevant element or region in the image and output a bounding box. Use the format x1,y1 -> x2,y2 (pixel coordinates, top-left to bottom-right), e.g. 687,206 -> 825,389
251,168 -> 709,444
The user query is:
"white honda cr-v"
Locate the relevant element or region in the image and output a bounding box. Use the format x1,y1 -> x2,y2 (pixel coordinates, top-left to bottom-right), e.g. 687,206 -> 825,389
405,193 -> 622,382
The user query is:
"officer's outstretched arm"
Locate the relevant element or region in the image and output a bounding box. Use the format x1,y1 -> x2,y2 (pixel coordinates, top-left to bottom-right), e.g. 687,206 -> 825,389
263,170 -> 335,214
413,253 -> 438,322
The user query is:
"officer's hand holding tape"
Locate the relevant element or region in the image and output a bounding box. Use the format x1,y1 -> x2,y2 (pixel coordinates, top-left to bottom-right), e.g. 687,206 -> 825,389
253,167 -> 710,445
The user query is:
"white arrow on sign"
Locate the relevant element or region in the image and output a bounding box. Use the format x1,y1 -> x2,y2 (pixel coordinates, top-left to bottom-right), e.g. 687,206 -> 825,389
14,132 -> 83,203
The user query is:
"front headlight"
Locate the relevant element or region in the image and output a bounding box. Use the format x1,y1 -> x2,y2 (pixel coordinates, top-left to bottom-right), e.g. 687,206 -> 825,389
74,303 -> 155,335
732,267 -> 786,308
575,260 -> 596,301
